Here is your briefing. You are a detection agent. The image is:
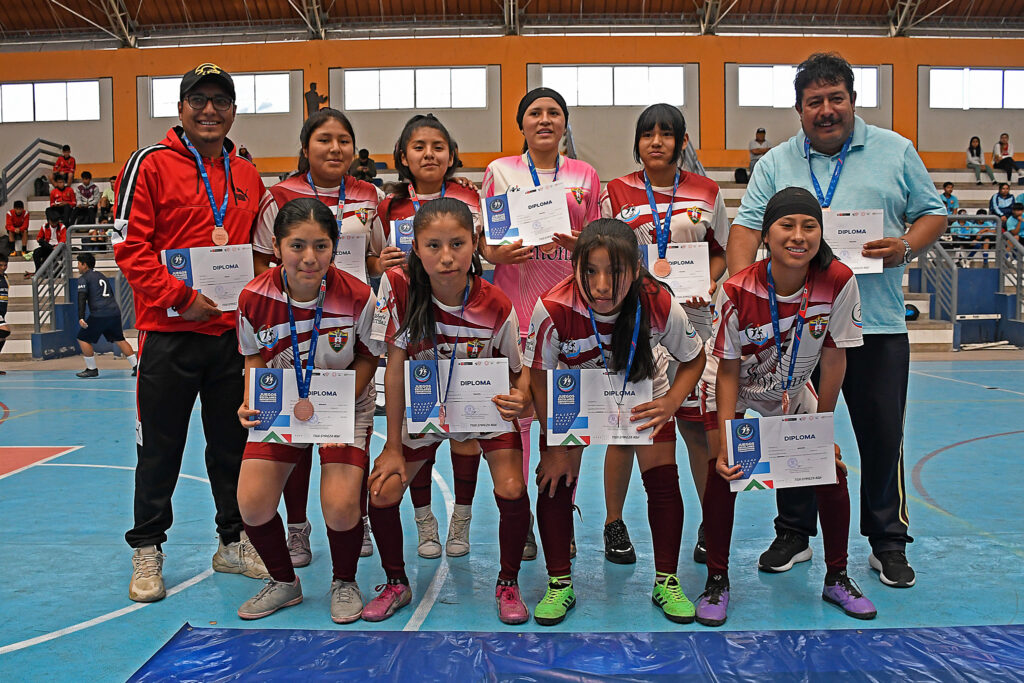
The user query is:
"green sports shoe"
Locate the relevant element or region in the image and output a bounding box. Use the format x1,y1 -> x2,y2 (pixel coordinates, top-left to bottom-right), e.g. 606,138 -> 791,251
534,575 -> 576,626
652,573 -> 695,624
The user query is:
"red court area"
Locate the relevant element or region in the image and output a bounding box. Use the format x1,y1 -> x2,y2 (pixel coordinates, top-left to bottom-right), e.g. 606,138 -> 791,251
0,447 -> 78,478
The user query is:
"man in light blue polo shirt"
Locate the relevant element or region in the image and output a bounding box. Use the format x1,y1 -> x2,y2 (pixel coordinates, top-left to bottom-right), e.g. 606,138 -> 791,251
726,52 -> 946,589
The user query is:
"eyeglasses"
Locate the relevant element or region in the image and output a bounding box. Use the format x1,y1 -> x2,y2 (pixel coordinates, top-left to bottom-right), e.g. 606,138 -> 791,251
184,93 -> 234,112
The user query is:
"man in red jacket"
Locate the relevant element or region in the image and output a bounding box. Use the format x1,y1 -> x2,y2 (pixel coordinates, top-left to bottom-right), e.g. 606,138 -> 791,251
114,62 -> 270,603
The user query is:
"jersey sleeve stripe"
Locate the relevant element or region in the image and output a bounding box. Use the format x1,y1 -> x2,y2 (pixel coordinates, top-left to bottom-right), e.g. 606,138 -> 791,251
116,145 -> 166,220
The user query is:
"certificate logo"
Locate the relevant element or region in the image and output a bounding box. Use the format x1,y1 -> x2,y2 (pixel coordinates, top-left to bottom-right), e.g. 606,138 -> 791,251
570,187 -> 584,204
619,205 -> 639,221
413,364 -> 433,383
398,221 -> 414,236
686,208 -> 703,224
259,372 -> 278,391
556,373 -> 576,393
808,315 -> 829,339
464,404 -> 477,417
852,303 -> 862,329
560,339 -> 580,359
744,325 -> 766,345
489,198 -> 505,213
787,457 -> 799,468
169,253 -> 187,270
734,422 -> 754,441
328,329 -> 348,352
466,339 -> 484,359
354,208 -> 370,225
255,325 -> 277,348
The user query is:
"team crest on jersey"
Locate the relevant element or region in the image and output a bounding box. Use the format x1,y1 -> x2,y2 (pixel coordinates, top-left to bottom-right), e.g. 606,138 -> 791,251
686,208 -> 703,224
744,324 -> 766,345
808,315 -> 829,339
466,339 -> 485,359
711,307 -> 720,326
256,325 -> 278,348
570,187 -> 584,204
328,329 -> 348,352
685,321 -> 697,338
852,303 -> 862,328
560,339 -> 580,359
619,205 -> 640,221
354,208 -> 370,225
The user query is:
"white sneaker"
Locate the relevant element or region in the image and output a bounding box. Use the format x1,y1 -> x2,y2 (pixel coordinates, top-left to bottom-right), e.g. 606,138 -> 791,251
212,531 -> 270,579
360,516 -> 373,557
445,503 -> 473,557
129,545 -> 166,602
237,577 -> 303,619
414,506 -> 442,559
330,579 -> 364,624
287,520 -> 312,568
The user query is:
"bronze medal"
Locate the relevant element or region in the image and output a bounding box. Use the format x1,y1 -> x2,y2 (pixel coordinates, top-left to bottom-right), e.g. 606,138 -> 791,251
293,398 -> 314,421
438,403 -> 447,428
212,227 -> 229,246
652,258 -> 672,278
781,390 -> 791,415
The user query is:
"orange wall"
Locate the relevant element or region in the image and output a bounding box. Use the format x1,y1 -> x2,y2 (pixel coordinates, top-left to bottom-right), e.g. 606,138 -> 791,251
1,34 -> 1021,175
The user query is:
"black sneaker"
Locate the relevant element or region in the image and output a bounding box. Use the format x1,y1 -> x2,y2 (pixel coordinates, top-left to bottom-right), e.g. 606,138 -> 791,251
131,367 -> 137,377
76,368 -> 99,378
869,550 -> 916,588
603,519 -> 636,564
758,530 -> 812,573
693,522 -> 706,564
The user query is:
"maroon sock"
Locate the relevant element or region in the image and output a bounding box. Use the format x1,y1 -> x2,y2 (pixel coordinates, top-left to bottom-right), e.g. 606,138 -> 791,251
359,468 -> 369,518
326,519 -> 364,582
702,458 -> 737,578
243,513 -> 295,583
282,450 -> 312,525
536,476 -> 574,577
816,466 -> 851,573
368,502 -> 407,582
452,451 -> 481,506
495,491 -> 531,581
641,464 -> 684,576
409,458 -> 434,508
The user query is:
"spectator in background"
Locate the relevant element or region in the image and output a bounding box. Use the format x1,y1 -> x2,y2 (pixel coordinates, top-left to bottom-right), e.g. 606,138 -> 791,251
49,173 -> 76,227
304,82 -> 328,117
939,182 -> 959,215
6,200 -> 31,259
1008,203 -> 1024,238
967,136 -> 997,185
97,176 -> 116,224
237,145 -> 253,163
349,148 -> 377,182
992,133 -> 1021,182
51,144 -> 76,187
71,171 -> 100,226
991,183 -> 1016,227
748,127 -> 771,173
33,209 -> 67,273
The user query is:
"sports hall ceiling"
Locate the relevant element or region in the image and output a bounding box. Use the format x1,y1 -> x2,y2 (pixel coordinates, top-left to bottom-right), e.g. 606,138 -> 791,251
0,0 -> 1021,49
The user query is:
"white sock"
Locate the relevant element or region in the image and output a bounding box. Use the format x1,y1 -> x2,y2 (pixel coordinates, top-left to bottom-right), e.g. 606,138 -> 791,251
84,356 -> 97,370
127,354 -> 138,368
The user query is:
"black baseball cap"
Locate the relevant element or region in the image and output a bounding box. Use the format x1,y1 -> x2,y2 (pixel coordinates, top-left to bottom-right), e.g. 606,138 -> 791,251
179,63 -> 235,101
756,127 -> 766,134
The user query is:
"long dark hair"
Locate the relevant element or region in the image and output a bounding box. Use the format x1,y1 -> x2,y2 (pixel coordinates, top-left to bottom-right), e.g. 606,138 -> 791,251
392,114 -> 461,200
968,136 -> 982,156
760,217 -> 834,271
273,197 -> 339,249
397,197 -> 482,345
633,103 -> 686,166
572,218 -> 657,383
296,108 -> 355,176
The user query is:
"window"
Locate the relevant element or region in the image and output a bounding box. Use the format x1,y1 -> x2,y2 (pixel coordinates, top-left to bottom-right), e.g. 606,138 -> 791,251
344,67 -> 487,111
540,65 -> 685,107
928,68 -> 1024,110
737,65 -> 878,108
0,80 -> 101,123
150,72 -> 290,117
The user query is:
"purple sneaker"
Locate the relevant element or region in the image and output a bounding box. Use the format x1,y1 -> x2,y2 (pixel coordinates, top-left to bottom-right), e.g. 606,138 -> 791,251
362,580 -> 412,622
695,575 -> 730,627
822,571 -> 877,620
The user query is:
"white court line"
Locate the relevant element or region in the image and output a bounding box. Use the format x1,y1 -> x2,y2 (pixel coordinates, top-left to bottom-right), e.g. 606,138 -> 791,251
910,369 -> 1024,397
7,387 -> 136,394
0,446 -> 82,482
0,462 -> 214,656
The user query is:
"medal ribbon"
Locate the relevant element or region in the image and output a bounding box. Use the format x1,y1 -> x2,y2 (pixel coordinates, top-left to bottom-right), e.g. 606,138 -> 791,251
281,269 -> 327,401
586,302 -> 642,406
803,134 -> 853,209
409,181 -> 446,214
525,151 -> 559,187
432,280 -> 472,409
305,171 -> 346,237
182,133 -> 230,228
643,170 -> 680,261
765,261 -> 810,396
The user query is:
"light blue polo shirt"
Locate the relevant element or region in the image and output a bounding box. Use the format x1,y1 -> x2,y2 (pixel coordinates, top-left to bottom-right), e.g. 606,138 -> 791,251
734,116 -> 947,334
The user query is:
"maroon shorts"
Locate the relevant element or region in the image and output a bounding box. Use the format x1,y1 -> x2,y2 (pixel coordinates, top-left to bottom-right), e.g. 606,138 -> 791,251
403,431 -> 521,463
243,426 -> 372,469
539,419 -> 676,450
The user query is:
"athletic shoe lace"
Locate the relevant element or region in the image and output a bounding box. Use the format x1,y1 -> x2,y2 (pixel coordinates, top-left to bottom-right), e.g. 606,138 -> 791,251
373,583 -> 403,602
287,528 -> 307,553
253,579 -> 280,602
416,515 -> 438,540
702,577 -> 728,605
834,572 -> 864,598
657,574 -> 686,601
541,578 -> 571,605
134,553 -> 161,579
448,514 -> 470,540
497,584 -> 519,603
606,521 -> 630,548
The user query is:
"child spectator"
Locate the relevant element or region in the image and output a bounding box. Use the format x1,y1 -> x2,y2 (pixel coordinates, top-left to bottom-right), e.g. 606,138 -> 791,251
349,149 -> 377,183
71,171 -> 101,226
993,133 -> 1021,182
991,183 -> 1016,227
966,137 -> 997,185
237,145 -> 253,163
1008,203 -> 1024,239
6,200 -> 31,259
939,182 -> 958,215
97,176 -> 116,224
51,145 -> 76,186
49,173 -> 76,227
33,210 -> 67,273
75,252 -> 137,378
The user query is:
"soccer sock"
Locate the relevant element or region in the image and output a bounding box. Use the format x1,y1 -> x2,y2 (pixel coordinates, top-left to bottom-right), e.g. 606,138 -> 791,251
84,356 -> 97,370
409,458 -> 434,508
702,458 -> 737,578
243,513 -> 295,583
326,519 -> 364,582
127,354 -> 138,368
495,491 -> 531,582
536,476 -> 574,577
282,450 -> 312,525
452,451 -> 481,506
816,466 -> 851,574
368,502 -> 408,583
641,464 -> 684,576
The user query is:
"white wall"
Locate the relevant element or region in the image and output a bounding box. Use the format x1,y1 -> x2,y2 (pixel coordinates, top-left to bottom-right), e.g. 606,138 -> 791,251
917,65 -> 1024,154
526,63 -> 701,182
136,70 -> 306,160
330,65 -> 502,161
724,64 -> 893,150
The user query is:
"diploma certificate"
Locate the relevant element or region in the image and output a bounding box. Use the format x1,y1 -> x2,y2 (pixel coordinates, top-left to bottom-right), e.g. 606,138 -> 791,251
390,219 -> 415,254
726,412 -> 837,493
333,234 -> 367,282
248,367 -> 356,444
640,242 -> 711,301
406,358 -> 511,434
484,182 -> 571,247
162,244 -> 254,317
823,210 -> 883,274
547,368 -> 654,446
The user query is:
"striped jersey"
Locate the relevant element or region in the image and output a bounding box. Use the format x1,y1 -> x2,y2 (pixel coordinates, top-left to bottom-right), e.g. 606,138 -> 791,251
371,267 -> 522,371
524,276 -> 703,399
369,181 -> 482,257
481,154 -> 601,337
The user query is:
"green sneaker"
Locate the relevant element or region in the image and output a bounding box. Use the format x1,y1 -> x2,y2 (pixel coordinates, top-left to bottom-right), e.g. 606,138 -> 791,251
652,573 -> 695,624
534,575 -> 576,626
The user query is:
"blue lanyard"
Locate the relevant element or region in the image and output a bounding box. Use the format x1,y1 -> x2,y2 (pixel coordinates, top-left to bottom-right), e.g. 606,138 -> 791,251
305,172 -> 346,230
182,133 -> 230,228
803,134 -> 852,209
587,302 -> 641,404
642,170 -> 679,260
765,261 -> 810,393
525,151 -> 559,187
281,269 -> 327,400
431,279 -> 471,406
409,181 -> 446,214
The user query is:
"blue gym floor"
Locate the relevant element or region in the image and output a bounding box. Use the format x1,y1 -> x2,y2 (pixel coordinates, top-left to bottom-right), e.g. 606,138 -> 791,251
1,361 -> 1023,681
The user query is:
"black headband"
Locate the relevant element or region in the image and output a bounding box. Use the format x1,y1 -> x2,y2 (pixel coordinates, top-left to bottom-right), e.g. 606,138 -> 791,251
516,88 -> 569,129
762,186 -> 823,235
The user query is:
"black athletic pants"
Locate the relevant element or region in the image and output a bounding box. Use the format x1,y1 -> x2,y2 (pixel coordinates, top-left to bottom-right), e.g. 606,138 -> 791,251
774,334 -> 913,553
125,330 -> 247,549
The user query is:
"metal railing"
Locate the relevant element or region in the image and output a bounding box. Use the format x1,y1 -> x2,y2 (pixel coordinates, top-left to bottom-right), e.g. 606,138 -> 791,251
997,228 -> 1024,322
31,242 -> 70,334
1,138 -> 63,205
920,240 -> 958,322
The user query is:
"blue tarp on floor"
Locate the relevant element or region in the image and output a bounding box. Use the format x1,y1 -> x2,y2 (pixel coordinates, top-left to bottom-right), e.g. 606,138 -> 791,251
130,623 -> 1024,682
